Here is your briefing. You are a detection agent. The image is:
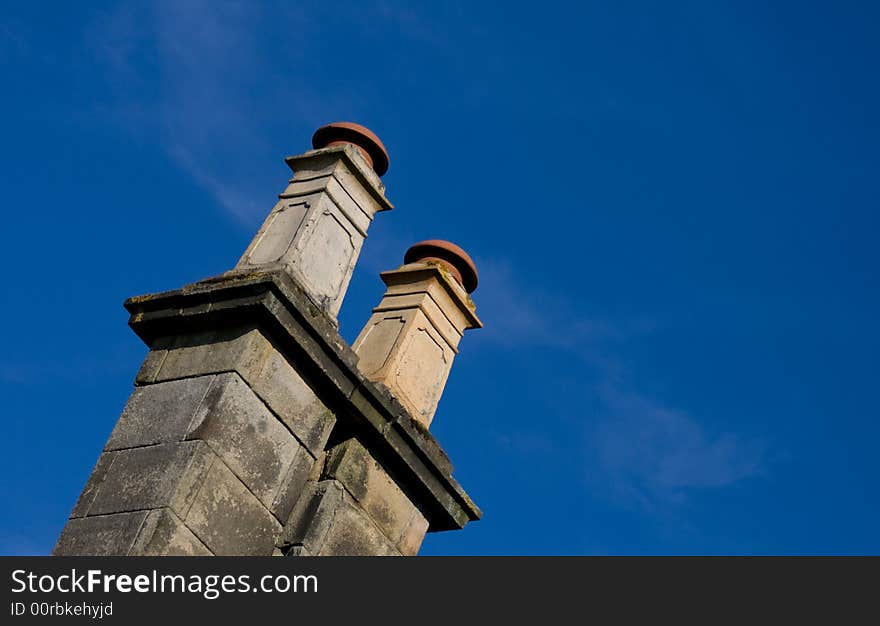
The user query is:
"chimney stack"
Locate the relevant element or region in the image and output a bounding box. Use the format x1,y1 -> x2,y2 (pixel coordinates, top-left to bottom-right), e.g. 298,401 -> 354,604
237,122 -> 392,318
53,124 -> 481,557
353,240 -> 482,427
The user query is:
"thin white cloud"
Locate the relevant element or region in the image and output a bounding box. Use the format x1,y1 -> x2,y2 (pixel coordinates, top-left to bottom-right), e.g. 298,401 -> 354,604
591,385 -> 767,508
89,1 -> 367,224
473,257 -> 769,505
473,259 -> 633,350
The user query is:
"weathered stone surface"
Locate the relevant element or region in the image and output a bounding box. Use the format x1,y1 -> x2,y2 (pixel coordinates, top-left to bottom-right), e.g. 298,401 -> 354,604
138,326 -> 263,386
316,497 -> 401,557
352,262 -> 481,427
53,511 -> 149,556
105,375 -> 217,450
282,481 -> 400,556
183,456 -> 281,556
69,451 -> 117,519
354,313 -> 409,377
188,372 -> 315,520
271,448 -> 315,524
132,509 -> 213,556
323,439 -> 427,554
398,509 -> 429,556
282,482 -> 337,551
85,441 -> 214,518
237,145 -> 391,317
136,327 -> 335,458
251,334 -> 336,455
124,269 -> 482,531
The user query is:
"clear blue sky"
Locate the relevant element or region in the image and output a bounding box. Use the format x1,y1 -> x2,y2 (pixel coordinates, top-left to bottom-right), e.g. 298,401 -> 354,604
2,1 -> 878,555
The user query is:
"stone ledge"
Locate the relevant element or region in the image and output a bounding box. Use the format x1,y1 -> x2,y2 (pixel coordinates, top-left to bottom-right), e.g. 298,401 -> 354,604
124,268 -> 481,531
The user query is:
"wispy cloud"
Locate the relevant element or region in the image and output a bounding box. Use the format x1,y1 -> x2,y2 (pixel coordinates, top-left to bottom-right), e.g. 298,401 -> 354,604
474,257 -> 769,506
590,385 -> 767,509
473,259 -> 642,350
88,1 -> 365,224
151,0 -> 299,223
86,1 -> 489,225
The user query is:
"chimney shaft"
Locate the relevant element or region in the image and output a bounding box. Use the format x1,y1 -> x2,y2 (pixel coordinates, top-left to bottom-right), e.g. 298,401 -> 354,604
353,240 -> 482,427
237,122 -> 392,318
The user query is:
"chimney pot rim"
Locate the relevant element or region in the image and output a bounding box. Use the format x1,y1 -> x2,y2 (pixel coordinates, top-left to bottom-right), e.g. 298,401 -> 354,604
312,121 -> 390,176
404,240 -> 479,293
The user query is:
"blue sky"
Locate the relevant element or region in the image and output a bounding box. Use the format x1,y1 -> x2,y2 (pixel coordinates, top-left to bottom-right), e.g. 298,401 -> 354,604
2,1 -> 879,555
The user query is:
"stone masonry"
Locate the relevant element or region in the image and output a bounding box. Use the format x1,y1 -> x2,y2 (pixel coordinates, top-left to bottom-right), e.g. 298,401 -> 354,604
53,123 -> 482,556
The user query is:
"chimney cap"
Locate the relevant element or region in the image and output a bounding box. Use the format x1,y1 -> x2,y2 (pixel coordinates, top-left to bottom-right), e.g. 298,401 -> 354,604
404,240 -> 479,293
312,122 -> 390,176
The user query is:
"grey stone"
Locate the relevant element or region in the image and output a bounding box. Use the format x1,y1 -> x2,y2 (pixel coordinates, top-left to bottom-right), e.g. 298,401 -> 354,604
86,441 -> 214,518
281,481 -> 339,551
136,326 -> 335,458
69,451 -> 117,518
131,508 -> 213,556
323,438 -> 427,553
134,335 -> 175,383
237,145 -> 392,318
55,132 -> 486,558
187,372 -> 315,518
313,486 -> 401,557
140,326 -> 264,386
183,456 -> 281,556
271,448 -> 315,524
281,480 -> 401,556
53,511 -> 149,556
248,343 -> 336,456
106,376 -> 217,450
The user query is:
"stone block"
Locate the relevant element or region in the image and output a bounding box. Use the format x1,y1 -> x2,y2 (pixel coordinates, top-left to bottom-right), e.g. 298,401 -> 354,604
398,512 -> 429,556
183,456 -> 281,556
139,326 -> 264,386
131,508 -> 213,556
323,439 -> 427,554
396,318 -> 453,421
85,441 -> 214,518
105,375 -> 217,450
53,511 -> 149,556
134,335 -> 175,382
271,449 -> 316,524
282,481 -> 338,551
69,451 -> 117,518
353,260 -> 482,426
188,372 -> 315,520
137,326 -> 335,457
353,312 -> 410,377
282,481 -> 401,556
241,198 -> 313,266
248,343 -> 336,456
314,489 -> 401,557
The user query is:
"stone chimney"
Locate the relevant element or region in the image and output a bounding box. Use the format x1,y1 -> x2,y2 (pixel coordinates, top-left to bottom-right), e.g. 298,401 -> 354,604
237,122 -> 392,318
353,240 -> 482,427
53,124 -> 481,556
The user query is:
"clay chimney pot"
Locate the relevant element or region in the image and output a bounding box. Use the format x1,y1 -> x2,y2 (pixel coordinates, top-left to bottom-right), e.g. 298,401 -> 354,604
404,240 -> 479,293
312,122 -> 390,176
